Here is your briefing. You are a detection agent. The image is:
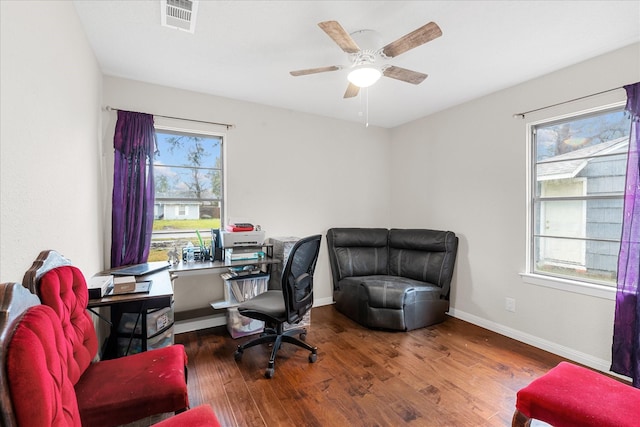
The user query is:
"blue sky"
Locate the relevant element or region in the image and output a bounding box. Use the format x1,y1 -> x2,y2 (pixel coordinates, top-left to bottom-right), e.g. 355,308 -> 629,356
155,131 -> 221,168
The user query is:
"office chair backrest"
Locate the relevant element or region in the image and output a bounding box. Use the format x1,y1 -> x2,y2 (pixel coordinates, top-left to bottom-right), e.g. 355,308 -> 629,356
22,250 -> 99,385
281,235 -> 322,324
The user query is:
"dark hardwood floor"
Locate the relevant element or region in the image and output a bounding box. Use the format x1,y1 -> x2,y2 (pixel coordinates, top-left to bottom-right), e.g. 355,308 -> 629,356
172,305 -> 566,426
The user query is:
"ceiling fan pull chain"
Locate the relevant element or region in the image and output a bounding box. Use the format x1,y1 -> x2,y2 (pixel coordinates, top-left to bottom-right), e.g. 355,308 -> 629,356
365,88 -> 370,128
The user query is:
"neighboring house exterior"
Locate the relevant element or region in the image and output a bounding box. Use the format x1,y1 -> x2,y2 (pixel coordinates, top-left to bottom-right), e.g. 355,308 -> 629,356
536,136 -> 628,279
154,202 -> 201,220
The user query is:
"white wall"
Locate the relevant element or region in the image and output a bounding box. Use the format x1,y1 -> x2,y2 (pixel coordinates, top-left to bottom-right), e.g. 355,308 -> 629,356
390,43 -> 640,372
2,0 -> 638,373
102,76 -> 392,306
0,1 -> 104,282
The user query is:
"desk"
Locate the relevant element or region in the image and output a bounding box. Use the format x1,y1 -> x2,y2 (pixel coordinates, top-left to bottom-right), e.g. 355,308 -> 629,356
89,270 -> 174,359
168,255 -> 280,331
167,256 -> 279,275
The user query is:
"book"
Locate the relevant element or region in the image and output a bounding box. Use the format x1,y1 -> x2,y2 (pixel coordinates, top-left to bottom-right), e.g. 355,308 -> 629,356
88,275 -> 114,299
113,276 -> 137,294
225,249 -> 261,261
109,280 -> 152,295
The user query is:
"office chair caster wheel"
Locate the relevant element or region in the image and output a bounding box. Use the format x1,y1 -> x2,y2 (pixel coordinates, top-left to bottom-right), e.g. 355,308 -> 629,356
234,349 -> 243,361
265,368 -> 275,378
309,353 -> 317,363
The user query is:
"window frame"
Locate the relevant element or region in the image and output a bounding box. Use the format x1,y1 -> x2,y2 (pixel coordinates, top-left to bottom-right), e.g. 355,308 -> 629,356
521,101 -> 628,300
150,120 -> 227,261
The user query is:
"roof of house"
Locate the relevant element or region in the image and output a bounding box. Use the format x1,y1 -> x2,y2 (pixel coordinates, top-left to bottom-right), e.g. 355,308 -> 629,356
537,136 -> 628,181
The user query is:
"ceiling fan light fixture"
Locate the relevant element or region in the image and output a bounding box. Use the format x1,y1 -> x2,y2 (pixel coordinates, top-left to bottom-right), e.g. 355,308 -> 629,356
347,66 -> 382,88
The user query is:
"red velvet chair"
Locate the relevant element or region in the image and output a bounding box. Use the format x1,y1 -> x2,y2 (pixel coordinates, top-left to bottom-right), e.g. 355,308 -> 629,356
513,361 -> 640,427
0,282 -> 220,427
21,251 -> 190,427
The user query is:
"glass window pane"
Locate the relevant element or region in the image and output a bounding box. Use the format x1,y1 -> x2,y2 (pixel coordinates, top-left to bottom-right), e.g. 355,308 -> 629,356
154,165 -> 221,199
155,131 -> 221,168
531,106 -> 630,287
150,130 -> 223,262
535,110 -> 629,162
533,236 -> 618,285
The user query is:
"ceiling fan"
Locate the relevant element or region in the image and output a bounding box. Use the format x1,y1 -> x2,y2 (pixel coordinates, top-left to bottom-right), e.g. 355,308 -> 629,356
290,20 -> 442,99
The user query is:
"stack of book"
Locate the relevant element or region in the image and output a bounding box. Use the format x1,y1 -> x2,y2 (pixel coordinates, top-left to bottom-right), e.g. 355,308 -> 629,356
224,248 -> 264,261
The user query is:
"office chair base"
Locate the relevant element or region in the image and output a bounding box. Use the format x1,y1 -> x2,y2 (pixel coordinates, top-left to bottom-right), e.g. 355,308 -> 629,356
234,326 -> 318,378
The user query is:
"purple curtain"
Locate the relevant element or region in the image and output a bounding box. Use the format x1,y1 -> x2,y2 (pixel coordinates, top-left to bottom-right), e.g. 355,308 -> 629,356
111,110 -> 156,268
611,82 -> 640,387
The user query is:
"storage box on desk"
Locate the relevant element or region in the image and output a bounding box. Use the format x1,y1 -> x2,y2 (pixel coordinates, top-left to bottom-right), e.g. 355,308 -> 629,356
117,305 -> 174,337
266,236 -> 300,290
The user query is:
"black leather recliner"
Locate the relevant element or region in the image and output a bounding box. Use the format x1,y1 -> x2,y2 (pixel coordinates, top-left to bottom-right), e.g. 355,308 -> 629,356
326,228 -> 458,331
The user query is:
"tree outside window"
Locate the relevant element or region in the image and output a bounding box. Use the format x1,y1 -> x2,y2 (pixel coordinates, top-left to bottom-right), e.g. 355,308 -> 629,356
149,130 -> 223,262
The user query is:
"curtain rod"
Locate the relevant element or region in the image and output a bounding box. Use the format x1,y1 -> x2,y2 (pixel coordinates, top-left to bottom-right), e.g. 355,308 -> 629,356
512,86 -> 624,119
104,106 -> 235,130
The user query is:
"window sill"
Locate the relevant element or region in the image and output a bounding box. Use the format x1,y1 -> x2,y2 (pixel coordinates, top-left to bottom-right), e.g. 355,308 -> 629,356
520,273 -> 616,300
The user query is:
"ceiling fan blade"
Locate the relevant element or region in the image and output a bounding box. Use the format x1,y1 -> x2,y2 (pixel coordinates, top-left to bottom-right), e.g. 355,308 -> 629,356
381,22 -> 442,58
318,21 -> 360,54
344,82 -> 360,98
383,66 -> 428,85
290,66 -> 341,77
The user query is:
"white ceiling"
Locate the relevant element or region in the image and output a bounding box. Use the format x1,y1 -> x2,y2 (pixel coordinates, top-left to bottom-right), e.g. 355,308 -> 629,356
73,1 -> 640,128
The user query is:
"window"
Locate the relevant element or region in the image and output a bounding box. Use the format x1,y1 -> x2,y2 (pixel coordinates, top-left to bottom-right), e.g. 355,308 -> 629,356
528,105 -> 630,287
148,128 -> 224,262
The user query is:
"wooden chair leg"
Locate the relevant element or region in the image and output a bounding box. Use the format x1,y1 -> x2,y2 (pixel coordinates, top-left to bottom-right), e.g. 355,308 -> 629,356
512,409 -> 532,427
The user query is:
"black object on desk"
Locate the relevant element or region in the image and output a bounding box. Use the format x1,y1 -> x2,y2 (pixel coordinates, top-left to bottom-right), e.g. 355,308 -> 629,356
89,270 -> 173,359
110,261 -> 170,276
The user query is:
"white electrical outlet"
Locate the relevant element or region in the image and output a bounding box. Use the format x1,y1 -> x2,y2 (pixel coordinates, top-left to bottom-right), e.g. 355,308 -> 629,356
505,297 -> 516,312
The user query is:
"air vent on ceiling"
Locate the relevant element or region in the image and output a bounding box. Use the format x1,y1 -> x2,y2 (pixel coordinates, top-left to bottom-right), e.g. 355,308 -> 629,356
161,0 -> 199,33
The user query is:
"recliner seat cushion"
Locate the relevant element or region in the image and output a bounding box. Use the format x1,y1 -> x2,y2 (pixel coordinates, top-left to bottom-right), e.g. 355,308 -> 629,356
336,275 -> 447,330
339,276 -> 441,309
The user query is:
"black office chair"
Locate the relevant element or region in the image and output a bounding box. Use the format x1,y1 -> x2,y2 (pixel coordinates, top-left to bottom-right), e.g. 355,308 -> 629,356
234,234 -> 321,378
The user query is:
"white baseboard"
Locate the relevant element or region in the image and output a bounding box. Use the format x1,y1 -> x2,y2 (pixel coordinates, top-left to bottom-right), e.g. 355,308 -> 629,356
174,297 -> 333,335
447,307 -> 628,379
174,313 -> 226,334
314,296 -> 334,307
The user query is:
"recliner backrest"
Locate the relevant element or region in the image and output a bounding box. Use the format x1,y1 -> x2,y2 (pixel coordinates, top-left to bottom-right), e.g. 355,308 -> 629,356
326,228 -> 389,287
388,229 -> 458,297
281,235 -> 322,323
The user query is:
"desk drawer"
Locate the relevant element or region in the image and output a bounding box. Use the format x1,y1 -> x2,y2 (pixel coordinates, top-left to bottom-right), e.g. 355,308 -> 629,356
118,305 -> 174,337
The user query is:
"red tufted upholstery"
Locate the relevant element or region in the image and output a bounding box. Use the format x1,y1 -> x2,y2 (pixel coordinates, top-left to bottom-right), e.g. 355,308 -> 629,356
7,304 -> 82,426
28,254 -> 191,427
2,284 -> 220,427
38,266 -> 98,384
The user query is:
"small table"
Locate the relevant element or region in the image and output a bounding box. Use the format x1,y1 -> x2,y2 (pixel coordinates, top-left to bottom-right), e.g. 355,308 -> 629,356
89,269 -> 174,359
